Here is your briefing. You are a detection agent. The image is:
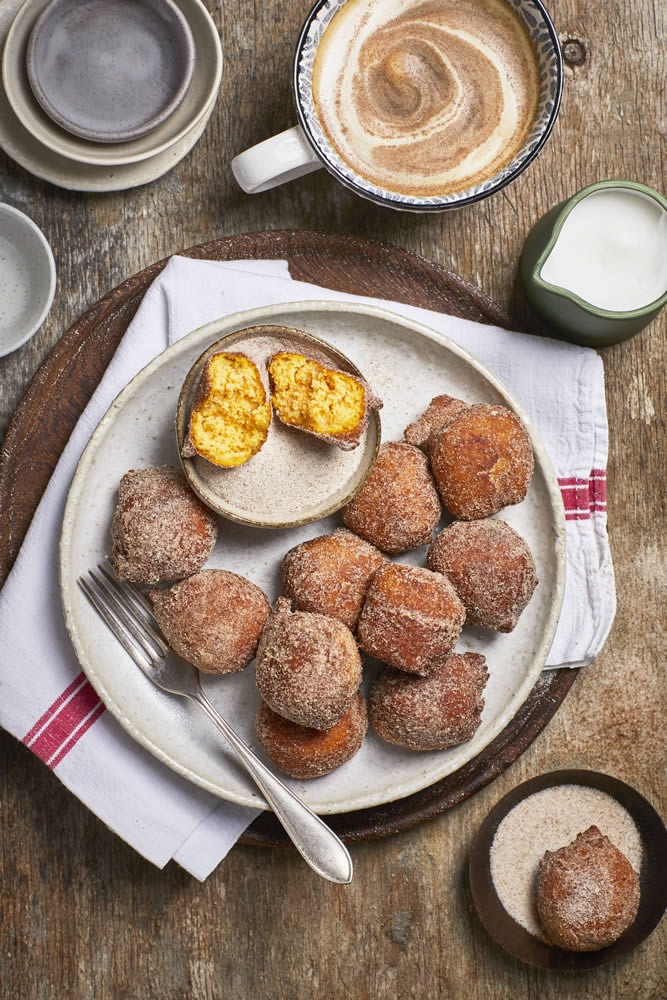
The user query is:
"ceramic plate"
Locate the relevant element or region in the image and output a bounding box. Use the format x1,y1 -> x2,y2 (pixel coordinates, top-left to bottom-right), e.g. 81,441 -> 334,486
60,301 -> 566,814
26,0 -> 194,142
2,0 -> 221,166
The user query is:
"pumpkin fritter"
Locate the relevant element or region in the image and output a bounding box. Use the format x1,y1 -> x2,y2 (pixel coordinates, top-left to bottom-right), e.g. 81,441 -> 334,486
186,352 -> 272,467
268,351 -> 372,450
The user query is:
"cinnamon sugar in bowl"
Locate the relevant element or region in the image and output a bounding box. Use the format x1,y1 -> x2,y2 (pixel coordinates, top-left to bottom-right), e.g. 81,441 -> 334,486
176,324 -> 381,528
469,769 -> 667,970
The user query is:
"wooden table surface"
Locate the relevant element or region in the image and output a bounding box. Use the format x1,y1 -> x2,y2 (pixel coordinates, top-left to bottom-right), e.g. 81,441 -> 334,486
0,1 -> 664,997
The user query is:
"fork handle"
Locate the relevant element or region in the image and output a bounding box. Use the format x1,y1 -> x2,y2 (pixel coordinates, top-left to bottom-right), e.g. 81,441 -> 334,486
194,689 -> 353,885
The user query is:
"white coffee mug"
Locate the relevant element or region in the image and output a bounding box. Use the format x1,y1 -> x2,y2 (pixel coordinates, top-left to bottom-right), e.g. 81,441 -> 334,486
232,0 -> 563,212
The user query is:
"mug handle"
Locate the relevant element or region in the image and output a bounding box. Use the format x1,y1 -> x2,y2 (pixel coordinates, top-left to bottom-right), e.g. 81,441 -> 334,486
231,126 -> 322,194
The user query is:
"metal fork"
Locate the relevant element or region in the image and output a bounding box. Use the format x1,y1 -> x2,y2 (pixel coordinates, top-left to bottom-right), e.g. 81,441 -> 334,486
78,563 -> 353,884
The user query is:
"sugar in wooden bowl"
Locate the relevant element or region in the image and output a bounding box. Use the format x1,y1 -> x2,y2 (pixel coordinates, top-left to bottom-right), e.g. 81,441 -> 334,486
469,770 -> 667,969
489,784 -> 642,941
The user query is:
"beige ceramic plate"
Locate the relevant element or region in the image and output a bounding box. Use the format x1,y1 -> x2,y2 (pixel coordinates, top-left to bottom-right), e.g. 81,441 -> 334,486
176,324 -> 382,527
60,301 -> 565,814
1,0 -> 221,166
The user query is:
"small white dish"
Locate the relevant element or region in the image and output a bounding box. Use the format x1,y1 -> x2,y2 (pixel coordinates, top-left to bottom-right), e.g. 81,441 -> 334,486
0,202 -> 56,357
1,0 -> 222,167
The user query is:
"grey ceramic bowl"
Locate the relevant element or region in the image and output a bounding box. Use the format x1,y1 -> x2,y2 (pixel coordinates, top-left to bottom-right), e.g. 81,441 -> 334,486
176,324 -> 382,528
26,0 -> 195,143
520,180 -> 667,346
0,202 -> 56,357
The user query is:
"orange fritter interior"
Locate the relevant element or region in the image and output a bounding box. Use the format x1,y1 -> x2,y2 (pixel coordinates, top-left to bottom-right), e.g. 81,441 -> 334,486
188,352 -> 272,467
268,352 -> 365,438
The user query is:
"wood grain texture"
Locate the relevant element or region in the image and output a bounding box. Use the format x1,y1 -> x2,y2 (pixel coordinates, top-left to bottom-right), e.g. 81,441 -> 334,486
0,0 -> 664,998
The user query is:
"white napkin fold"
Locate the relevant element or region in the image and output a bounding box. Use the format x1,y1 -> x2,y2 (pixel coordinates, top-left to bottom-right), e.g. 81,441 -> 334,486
0,255 -> 615,879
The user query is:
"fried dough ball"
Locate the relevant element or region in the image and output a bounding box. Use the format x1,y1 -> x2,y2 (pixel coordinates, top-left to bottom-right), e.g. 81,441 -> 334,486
111,466 -> 217,585
342,442 -> 441,553
268,351 -> 381,450
255,598 -> 362,729
184,352 -> 272,467
256,691 -> 368,779
149,569 -> 270,674
281,528 -> 387,630
370,652 -> 488,751
536,826 -> 641,951
429,404 -> 534,520
357,563 -> 465,676
427,519 -> 537,632
404,394 -> 470,452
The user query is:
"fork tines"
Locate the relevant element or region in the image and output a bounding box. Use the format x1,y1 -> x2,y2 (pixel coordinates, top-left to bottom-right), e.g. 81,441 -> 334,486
78,563 -> 168,667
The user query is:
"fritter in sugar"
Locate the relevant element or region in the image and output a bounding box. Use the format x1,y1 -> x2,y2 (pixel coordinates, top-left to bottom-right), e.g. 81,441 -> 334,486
268,351 -> 381,450
184,352 -> 272,467
357,563 -> 465,676
370,652 -> 488,751
111,466 -> 217,585
536,826 -> 641,952
149,569 -> 270,674
342,441 -> 441,553
281,528 -> 387,630
429,403 -> 534,520
404,394 -> 470,452
255,597 -> 362,730
256,691 -> 368,779
428,518 -> 537,632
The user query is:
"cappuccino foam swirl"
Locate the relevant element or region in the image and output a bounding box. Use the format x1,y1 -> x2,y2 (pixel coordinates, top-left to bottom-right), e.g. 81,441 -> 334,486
312,0 -> 540,197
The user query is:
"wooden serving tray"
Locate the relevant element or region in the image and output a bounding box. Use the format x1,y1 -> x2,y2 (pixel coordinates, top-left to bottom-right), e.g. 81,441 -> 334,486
0,229 -> 577,846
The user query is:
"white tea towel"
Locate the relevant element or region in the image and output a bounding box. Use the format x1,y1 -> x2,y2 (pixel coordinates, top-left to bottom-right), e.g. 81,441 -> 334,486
0,255 -> 615,879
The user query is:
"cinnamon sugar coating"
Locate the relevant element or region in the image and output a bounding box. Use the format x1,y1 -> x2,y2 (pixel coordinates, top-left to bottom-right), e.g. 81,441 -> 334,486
357,563 -> 465,676
281,528 -> 387,630
429,404 -> 534,520
342,441 -> 441,553
149,569 -> 270,675
536,826 -> 641,951
404,394 -> 470,452
370,652 -> 488,751
428,519 -> 537,632
255,598 -> 362,730
256,691 -> 368,779
111,466 -> 217,585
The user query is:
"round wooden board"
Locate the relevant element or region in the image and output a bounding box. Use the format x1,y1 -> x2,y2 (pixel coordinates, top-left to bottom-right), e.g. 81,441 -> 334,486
0,229 -> 576,846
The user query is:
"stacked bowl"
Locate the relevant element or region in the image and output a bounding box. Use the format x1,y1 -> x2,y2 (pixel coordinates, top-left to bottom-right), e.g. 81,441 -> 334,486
0,0 -> 222,191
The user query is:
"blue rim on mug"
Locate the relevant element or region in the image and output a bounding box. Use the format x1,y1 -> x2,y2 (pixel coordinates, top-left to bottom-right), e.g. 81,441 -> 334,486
292,0 -> 564,212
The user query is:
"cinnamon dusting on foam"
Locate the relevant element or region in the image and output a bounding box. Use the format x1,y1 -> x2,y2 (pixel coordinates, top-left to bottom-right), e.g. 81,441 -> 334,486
312,0 -> 540,197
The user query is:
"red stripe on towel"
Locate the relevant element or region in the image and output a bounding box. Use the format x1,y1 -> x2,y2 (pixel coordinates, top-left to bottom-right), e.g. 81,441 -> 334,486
558,469 -> 607,518
47,701 -> 106,769
22,671 -> 89,746
23,675 -> 104,768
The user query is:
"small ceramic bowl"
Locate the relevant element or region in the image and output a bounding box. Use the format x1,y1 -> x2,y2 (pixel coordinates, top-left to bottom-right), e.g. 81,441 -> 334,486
520,180 -> 667,346
26,0 -> 195,143
176,324 -> 382,528
0,202 -> 56,357
469,769 -> 667,970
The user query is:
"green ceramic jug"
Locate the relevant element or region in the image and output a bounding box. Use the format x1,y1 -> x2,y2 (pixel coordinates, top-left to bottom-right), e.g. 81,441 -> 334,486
520,180 -> 667,347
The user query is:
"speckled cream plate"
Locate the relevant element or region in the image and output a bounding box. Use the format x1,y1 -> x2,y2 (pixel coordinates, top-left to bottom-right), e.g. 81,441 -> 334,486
60,301 -> 566,815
